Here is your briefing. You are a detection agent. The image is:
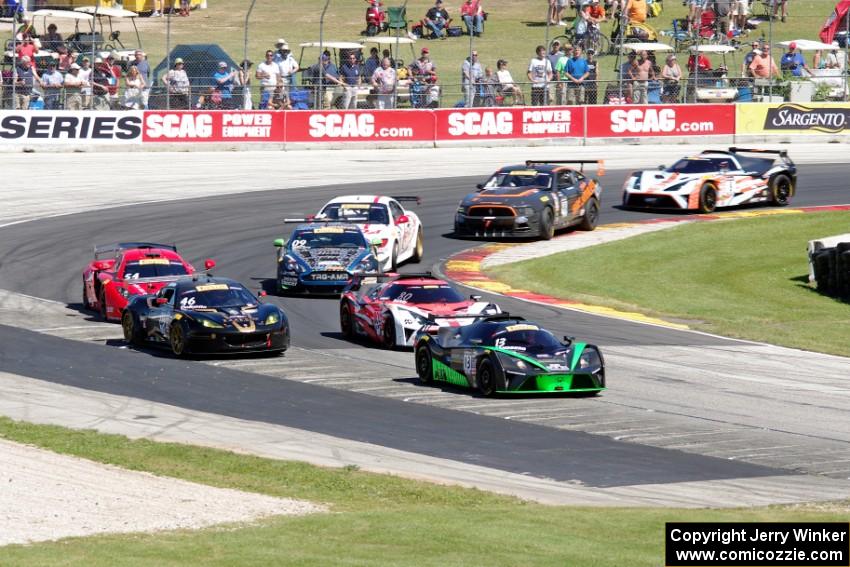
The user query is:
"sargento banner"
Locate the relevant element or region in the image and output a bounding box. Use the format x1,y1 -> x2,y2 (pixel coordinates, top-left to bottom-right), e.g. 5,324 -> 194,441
285,109 -> 434,142
0,111 -> 142,143
434,107 -> 583,140
585,104 -> 735,137
142,111 -> 285,142
737,103 -> 850,134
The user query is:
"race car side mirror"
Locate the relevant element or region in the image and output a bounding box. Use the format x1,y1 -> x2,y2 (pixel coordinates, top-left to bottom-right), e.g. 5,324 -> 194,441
155,297 -> 168,306
563,335 -> 574,345
204,259 -> 216,271
475,183 -> 484,191
470,294 -> 482,301
397,215 -> 409,224
273,238 -> 285,248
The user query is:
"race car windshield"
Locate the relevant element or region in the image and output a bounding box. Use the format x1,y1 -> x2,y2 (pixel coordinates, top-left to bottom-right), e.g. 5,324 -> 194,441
178,286 -> 256,309
382,283 -> 465,303
290,230 -> 367,249
667,159 -> 728,174
320,203 -> 390,225
485,173 -> 552,189
489,329 -> 562,352
123,261 -> 188,280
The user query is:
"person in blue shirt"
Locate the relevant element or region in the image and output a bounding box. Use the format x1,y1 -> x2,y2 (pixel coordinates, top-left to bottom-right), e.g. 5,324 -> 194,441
338,51 -> 362,109
566,46 -> 590,105
780,42 -> 810,77
213,61 -> 237,108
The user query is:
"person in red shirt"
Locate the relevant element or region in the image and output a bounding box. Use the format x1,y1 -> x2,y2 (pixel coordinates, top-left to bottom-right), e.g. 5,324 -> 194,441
687,52 -> 711,73
15,37 -> 38,62
106,52 -> 123,99
460,0 -> 483,36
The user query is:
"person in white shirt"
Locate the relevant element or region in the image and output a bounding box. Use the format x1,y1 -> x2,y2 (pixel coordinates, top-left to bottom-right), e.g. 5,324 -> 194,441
273,39 -> 299,92
527,45 -> 553,106
496,59 -> 524,105
371,57 -> 396,109
78,56 -> 93,108
39,61 -> 64,109
256,50 -> 282,109
62,63 -> 86,110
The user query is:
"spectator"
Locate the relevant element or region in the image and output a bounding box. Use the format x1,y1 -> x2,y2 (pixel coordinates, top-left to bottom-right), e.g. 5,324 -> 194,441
565,46 -> 589,105
238,59 -> 253,109
410,47 -> 436,81
548,40 -> 564,71
15,37 -> 38,62
772,0 -> 787,22
731,0 -> 748,34
481,66 -> 499,106
13,55 -> 35,109
180,0 -> 190,17
39,60 -> 63,109
820,46 -> 846,70
310,53 -> 340,109
42,23 -> 63,51
92,57 -> 113,110
687,51 -> 711,73
495,59 -> 524,105
381,49 -> 395,69
460,0 -> 483,36
273,39 -> 299,89
461,50 -> 482,107
256,50 -> 281,109
79,56 -> 92,109
63,63 -> 85,110
660,54 -> 682,102
106,52 -> 122,105
424,0 -> 450,39
742,41 -> 760,76
553,46 -> 569,104
626,0 -> 647,24
527,44 -> 553,106
628,50 -> 654,103
364,47 -> 381,77
123,65 -> 145,109
16,16 -> 34,40
780,42 -> 810,77
339,52 -> 362,109
2,0 -> 21,18
749,46 -> 780,79
371,56 -> 397,109
586,0 -> 606,25
130,50 -> 150,109
150,0 -> 163,17
213,61 -> 237,108
163,57 -> 190,109
549,0 -> 568,25
57,46 -> 73,72
686,0 -> 702,30
585,48 -> 598,104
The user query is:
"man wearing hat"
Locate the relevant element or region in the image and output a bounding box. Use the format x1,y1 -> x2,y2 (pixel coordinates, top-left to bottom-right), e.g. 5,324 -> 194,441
424,0 -> 450,39
212,61 -> 237,109
273,38 -> 299,90
13,55 -> 35,110
163,57 -> 191,109
104,51 -> 123,105
78,56 -> 93,108
90,57 -> 114,110
780,42 -> 810,77
742,41 -> 760,76
63,63 -> 86,110
39,59 -> 64,109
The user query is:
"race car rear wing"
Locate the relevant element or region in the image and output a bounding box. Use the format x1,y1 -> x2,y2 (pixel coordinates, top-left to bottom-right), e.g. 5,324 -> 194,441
423,312 -> 523,323
93,242 -> 177,259
344,271 -> 442,292
524,160 -> 605,175
284,216 -> 369,224
704,148 -> 794,167
390,196 -> 422,205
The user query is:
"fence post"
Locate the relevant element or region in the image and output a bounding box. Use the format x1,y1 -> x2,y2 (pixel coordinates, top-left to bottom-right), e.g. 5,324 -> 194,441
166,6 -> 172,109
11,10 -> 16,107
394,0 -> 409,108
544,4 -> 551,105
317,0 -> 331,110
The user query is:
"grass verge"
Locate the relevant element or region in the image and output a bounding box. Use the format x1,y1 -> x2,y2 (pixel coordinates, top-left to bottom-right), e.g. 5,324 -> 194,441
489,210 -> 850,356
0,416 -> 849,566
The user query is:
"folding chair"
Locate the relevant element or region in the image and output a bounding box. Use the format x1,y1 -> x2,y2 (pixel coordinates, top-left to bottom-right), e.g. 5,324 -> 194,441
386,6 -> 408,35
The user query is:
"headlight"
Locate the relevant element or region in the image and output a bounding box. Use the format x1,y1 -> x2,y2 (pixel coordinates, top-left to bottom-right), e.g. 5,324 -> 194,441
456,206 -> 466,214
352,255 -> 377,273
200,318 -> 223,328
630,174 -> 641,190
281,254 -> 304,273
264,312 -> 280,325
496,352 -> 528,373
516,206 -> 534,216
578,348 -> 602,370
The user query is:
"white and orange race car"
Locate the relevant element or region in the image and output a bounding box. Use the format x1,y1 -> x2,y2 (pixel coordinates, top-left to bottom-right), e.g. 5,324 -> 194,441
622,148 -> 796,214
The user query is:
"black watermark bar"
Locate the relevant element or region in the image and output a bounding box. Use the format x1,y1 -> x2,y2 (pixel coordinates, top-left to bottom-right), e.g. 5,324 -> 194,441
666,523 -> 850,567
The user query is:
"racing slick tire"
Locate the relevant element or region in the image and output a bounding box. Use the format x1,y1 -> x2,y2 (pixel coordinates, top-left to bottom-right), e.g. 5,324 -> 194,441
769,173 -> 793,206
169,322 -> 189,357
382,314 -> 397,349
578,197 -> 600,231
476,359 -> 497,397
98,290 -> 108,321
698,183 -> 718,214
390,243 -> 399,272
539,208 -> 555,241
121,311 -> 144,346
340,301 -> 355,339
82,284 -> 91,310
415,345 -> 433,385
411,228 -> 424,263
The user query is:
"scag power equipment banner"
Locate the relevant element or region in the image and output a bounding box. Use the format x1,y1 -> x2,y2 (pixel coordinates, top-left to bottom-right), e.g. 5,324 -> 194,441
142,111 -> 285,142
586,104 -> 735,137
737,103 -> 850,134
285,109 -> 434,142
434,107 -> 583,140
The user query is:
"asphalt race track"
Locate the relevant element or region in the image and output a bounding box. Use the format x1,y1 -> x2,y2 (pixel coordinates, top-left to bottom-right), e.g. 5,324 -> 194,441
1,164 -> 849,492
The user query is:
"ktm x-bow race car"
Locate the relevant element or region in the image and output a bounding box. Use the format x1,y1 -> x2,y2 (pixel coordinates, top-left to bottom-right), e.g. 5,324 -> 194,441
454,160 -> 604,240
414,314 -> 605,396
82,242 -> 215,322
622,147 -> 796,213
121,275 -> 289,356
339,273 -> 501,348
316,195 -> 424,271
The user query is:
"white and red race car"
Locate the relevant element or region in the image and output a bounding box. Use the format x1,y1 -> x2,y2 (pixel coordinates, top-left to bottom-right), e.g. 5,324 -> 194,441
339,273 -> 501,348
622,148 -> 797,213
316,195 -> 423,271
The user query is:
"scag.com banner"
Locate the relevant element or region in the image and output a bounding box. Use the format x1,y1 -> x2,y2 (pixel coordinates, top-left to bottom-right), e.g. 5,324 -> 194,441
434,107 -> 583,140
285,109 -> 434,142
586,104 -> 735,137
142,111 -> 285,142
737,102 -> 850,134
0,110 -> 142,143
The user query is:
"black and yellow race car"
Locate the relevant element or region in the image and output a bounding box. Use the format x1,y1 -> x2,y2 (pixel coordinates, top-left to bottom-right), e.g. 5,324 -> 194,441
454,160 -> 605,240
413,314 -> 605,396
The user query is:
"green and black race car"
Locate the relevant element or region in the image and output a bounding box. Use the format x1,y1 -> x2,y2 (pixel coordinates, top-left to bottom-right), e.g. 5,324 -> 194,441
413,314 -> 605,396
454,160 -> 605,240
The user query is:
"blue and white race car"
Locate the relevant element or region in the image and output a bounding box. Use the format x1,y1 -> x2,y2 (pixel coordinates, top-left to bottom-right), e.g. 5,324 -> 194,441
273,221 -> 379,294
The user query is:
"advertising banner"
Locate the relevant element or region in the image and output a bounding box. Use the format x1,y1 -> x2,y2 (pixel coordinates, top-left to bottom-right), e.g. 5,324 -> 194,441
0,111 -> 143,143
737,102 -> 850,134
142,111 -> 285,142
284,109 -> 434,142
434,107 -> 584,140
586,104 -> 735,137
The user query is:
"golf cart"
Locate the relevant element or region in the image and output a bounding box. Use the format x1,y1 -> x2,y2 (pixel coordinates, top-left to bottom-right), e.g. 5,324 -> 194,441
72,6 -> 143,68
297,41 -> 365,108
688,44 -> 739,102
3,9 -> 93,68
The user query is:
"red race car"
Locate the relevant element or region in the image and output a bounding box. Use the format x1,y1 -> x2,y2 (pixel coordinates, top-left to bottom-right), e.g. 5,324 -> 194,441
82,242 -> 214,322
339,273 -> 501,348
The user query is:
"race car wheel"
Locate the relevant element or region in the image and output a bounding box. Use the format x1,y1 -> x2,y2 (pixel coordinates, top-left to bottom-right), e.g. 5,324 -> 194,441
121,311 -> 143,346
82,285 -> 91,310
411,228 -> 424,263
698,183 -> 718,214
540,208 -> 555,241
340,302 -> 354,339
98,290 -> 108,321
415,345 -> 433,384
382,315 -> 397,349
169,323 -> 188,357
579,197 -> 600,231
390,243 -> 399,272
769,174 -> 793,206
476,359 -> 497,397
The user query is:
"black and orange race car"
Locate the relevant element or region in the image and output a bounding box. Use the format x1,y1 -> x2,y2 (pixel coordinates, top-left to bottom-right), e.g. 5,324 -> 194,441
454,160 -> 604,240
